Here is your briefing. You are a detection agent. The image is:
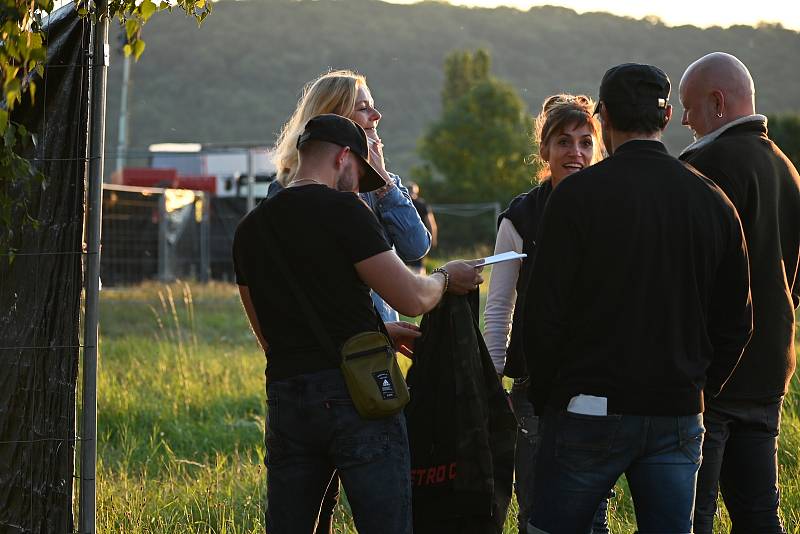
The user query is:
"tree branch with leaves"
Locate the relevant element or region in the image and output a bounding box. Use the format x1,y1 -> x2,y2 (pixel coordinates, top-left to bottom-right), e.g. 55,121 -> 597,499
0,0 -> 210,257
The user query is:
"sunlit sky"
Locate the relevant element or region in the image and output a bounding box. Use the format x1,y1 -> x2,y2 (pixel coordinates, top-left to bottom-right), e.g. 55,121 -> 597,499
386,0 -> 800,31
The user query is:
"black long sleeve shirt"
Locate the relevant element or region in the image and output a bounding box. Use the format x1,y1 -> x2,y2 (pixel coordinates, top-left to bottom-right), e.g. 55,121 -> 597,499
681,120 -> 800,400
524,140 -> 753,416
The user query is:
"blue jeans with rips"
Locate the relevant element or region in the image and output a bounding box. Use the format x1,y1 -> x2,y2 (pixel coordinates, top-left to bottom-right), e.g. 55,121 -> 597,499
264,368 -> 412,534
527,408 -> 704,534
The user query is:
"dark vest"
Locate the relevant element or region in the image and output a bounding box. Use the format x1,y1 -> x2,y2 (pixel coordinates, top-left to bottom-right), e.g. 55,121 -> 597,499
499,181 -> 552,378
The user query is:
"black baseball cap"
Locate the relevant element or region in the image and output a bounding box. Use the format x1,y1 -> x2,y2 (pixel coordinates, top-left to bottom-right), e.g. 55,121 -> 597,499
594,63 -> 670,114
296,114 -> 385,193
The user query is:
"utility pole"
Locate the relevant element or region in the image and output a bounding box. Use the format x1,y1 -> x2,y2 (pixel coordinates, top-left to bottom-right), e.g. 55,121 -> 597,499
115,31 -> 131,177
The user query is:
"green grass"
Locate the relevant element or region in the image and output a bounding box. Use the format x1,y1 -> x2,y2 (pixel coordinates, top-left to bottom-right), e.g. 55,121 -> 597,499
94,280 -> 800,532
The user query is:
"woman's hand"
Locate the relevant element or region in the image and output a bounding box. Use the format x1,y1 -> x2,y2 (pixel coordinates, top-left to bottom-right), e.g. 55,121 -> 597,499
385,321 -> 422,358
366,134 -> 392,183
442,260 -> 484,295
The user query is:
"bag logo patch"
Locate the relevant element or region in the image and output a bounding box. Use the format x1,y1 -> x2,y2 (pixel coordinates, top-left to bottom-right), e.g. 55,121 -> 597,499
372,370 -> 396,400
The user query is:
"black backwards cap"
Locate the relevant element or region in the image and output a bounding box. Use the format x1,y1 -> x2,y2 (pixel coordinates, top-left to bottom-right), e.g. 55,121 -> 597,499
594,63 -> 671,114
296,114 -> 385,193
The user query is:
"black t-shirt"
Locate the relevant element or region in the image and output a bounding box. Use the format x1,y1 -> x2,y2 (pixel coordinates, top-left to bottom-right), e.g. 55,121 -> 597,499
233,184 -> 391,383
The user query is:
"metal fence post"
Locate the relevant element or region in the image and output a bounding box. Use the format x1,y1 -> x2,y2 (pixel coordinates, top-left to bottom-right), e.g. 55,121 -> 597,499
158,193 -> 169,282
246,149 -> 255,213
199,192 -> 210,283
79,0 -> 109,531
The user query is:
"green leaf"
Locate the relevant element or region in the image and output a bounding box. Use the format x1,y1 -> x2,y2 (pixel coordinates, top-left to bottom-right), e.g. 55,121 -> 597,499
140,0 -> 157,22
125,19 -> 138,39
0,110 -> 7,137
28,32 -> 43,50
123,43 -> 132,57
3,123 -> 16,148
1,201 -> 11,229
133,39 -> 146,60
4,65 -> 21,84
5,78 -> 22,108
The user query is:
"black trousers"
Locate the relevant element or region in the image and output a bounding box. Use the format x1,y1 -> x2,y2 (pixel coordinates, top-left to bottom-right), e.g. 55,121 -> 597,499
694,396 -> 786,534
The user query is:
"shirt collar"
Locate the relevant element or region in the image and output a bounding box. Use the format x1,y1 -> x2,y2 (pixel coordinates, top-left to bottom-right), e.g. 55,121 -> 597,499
613,138 -> 669,155
680,114 -> 768,157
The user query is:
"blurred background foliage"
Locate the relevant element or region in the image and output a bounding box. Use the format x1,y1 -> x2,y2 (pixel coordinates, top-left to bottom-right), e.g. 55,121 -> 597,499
101,0 -> 800,205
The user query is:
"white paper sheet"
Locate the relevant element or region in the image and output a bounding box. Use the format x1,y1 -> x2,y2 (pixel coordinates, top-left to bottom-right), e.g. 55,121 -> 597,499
472,251 -> 527,267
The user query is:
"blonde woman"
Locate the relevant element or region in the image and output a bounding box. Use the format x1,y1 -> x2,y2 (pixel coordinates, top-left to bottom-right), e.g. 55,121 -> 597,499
271,70 -> 431,324
269,71 -> 431,534
482,94 -> 606,533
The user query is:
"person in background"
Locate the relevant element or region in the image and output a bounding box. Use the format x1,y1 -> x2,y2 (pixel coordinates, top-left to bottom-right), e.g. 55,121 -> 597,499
482,94 -> 607,533
271,70 -> 430,322
234,114 -> 481,534
404,181 -> 438,274
524,63 -> 752,534
679,52 -> 800,534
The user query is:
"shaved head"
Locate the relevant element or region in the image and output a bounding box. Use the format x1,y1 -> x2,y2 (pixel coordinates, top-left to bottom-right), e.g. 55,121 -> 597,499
679,52 -> 756,139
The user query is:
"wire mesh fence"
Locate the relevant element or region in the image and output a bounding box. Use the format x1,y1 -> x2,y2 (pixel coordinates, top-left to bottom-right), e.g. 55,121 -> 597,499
97,194 -> 503,286
429,202 -> 501,257
101,185 -> 211,286
99,186 -> 258,286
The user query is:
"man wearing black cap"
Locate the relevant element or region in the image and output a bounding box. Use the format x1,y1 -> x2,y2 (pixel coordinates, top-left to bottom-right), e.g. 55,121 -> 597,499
522,64 -> 753,533
233,114 -> 480,533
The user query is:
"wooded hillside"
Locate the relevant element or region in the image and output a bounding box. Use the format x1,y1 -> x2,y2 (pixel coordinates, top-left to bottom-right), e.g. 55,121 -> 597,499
105,0 -> 800,181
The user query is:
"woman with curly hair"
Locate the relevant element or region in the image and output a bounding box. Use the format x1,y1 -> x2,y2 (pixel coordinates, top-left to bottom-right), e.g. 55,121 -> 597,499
483,94 -> 608,533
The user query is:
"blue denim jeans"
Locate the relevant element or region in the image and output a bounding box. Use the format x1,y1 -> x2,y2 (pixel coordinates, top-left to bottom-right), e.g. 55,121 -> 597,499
527,409 -> 704,534
694,397 -> 785,534
511,381 -> 611,534
264,369 -> 412,533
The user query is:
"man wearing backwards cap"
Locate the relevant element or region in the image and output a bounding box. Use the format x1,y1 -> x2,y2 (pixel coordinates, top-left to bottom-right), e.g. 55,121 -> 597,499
232,114 -> 480,533
522,64 -> 753,533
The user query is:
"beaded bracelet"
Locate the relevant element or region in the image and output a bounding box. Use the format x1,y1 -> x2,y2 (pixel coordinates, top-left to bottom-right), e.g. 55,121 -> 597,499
431,267 -> 449,294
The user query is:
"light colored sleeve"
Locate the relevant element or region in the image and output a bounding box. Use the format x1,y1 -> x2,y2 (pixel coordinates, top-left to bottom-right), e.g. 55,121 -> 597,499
483,218 -> 524,375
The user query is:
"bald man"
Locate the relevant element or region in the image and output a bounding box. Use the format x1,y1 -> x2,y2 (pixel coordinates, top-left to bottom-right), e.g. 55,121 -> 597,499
680,52 -> 800,534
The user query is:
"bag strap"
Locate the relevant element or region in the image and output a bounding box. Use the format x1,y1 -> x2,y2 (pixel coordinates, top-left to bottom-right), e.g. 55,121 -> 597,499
261,212 -> 341,367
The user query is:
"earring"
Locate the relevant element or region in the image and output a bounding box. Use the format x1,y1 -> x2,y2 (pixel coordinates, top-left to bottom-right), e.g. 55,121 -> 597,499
716,111 -> 723,118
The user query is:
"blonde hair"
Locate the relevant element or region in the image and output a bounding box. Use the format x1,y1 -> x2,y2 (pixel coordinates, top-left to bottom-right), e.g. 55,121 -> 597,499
273,70 -> 367,185
534,94 -> 603,180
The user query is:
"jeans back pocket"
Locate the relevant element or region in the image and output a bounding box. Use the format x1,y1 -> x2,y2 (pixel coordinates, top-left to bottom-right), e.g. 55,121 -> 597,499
555,411 -> 622,471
